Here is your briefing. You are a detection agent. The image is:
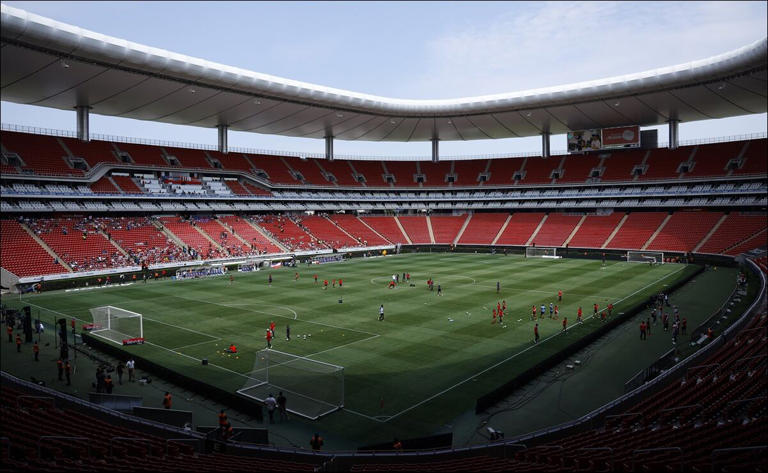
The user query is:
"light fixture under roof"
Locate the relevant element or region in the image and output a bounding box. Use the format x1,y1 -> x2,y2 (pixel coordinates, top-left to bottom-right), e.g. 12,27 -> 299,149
189,88 -> 196,94
390,119 -> 396,124
717,83 -> 726,90
60,59 -> 69,68
447,120 -> 452,124
254,99 -> 262,105
613,101 -> 620,107
336,112 -> 344,118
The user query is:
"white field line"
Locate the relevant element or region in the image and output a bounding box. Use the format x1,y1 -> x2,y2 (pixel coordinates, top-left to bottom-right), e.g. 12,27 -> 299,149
169,293 -> 379,338
381,264 -> 688,422
224,302 -> 298,319
169,338 -> 221,351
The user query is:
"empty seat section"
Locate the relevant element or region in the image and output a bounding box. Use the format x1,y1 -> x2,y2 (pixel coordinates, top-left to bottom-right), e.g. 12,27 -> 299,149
600,149 -> 645,181
521,157 -> 558,184
0,220 -> 67,277
420,161 -> 451,187
605,212 -> 667,249
567,213 -> 624,248
353,161 -> 387,186
225,180 -> 251,195
558,155 -> 601,183
248,154 -> 297,184
398,216 -> 431,243
383,161 -> 418,187
725,229 -> 768,256
329,214 -> 390,245
208,151 -> 254,171
531,213 -> 582,247
251,215 -> 322,251
452,159 -> 487,186
640,148 -> 689,180
159,217 -> 227,259
321,160 -> 360,186
219,216 -> 283,253
495,213 -> 545,245
686,141 -> 743,177
286,157 -> 329,185
430,215 -> 467,243
361,216 -> 408,243
458,213 -> 509,244
164,146 -> 213,168
1,131 -> 80,176
195,218 -> 250,256
485,158 -> 519,185
94,216 -> 189,265
90,177 -> 119,193
1,163 -> 19,174
60,137 -> 118,168
242,182 -> 273,196
734,139 -> 768,175
698,213 -> 767,254
298,216 -> 359,248
647,211 -> 723,252
31,217 -> 129,271
111,175 -> 143,194
114,142 -> 168,166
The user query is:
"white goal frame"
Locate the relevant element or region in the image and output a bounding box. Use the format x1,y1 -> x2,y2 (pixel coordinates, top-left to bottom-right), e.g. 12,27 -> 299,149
525,246 -> 561,259
89,306 -> 144,345
237,348 -> 344,420
627,250 -> 664,264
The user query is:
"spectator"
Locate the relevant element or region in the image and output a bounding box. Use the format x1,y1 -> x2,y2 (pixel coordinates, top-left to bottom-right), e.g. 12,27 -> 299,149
15,334 -> 22,353
163,391 -> 172,409
105,374 -> 114,394
57,359 -> 64,381
116,362 -> 124,385
309,433 -> 324,451
126,358 -> 135,382
64,360 -> 72,386
277,392 -> 288,421
33,341 -> 40,361
264,393 -> 277,423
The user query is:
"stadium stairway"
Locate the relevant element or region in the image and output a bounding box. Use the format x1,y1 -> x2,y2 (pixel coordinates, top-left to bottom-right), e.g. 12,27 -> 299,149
242,218 -> 290,252
490,214 -> 513,245
452,214 -> 473,245
691,213 -> 729,253
640,213 -> 673,250
19,221 -> 74,272
525,214 -> 549,246
392,216 -> 413,244
601,213 -> 629,248
425,216 -> 436,244
154,219 -> 188,249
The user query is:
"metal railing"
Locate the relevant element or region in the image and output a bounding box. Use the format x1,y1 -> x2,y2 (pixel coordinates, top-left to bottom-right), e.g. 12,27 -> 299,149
3,122 -> 765,162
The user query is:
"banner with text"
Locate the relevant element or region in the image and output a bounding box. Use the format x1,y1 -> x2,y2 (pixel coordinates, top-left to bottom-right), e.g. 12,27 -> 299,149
601,125 -> 640,149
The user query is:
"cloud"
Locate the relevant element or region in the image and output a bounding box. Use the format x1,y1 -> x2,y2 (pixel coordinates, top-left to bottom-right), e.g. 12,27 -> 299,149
408,1 -> 767,99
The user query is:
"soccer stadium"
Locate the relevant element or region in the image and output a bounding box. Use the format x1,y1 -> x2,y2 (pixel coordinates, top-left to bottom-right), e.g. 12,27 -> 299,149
1,2 -> 766,471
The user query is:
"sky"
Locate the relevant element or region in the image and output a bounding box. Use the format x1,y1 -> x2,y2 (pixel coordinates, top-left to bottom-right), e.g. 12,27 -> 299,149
2,1 -> 766,158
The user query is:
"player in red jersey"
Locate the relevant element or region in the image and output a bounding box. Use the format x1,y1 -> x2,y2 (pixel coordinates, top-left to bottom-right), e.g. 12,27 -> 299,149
558,290 -> 563,302
492,308 -> 497,324
562,317 -> 567,332
314,274 -> 318,284
601,310 -> 607,322
533,324 -> 540,344
339,279 -> 343,287
532,305 -> 537,321
577,306 -> 583,323
502,300 -> 507,312
323,279 -> 329,290
607,303 -> 614,317
554,305 -> 559,319
593,303 -> 599,316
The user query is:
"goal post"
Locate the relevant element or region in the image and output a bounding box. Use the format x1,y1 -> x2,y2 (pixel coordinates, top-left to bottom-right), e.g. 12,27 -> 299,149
89,306 -> 144,345
627,250 -> 664,265
525,247 -> 561,259
237,349 -> 344,420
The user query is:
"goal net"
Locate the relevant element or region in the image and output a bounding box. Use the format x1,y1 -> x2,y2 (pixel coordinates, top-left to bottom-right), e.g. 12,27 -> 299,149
89,306 -> 144,345
237,349 -> 344,420
526,247 -> 561,259
627,250 -> 664,265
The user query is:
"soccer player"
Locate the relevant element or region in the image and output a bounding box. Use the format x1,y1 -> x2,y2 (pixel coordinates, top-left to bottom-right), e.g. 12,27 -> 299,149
607,303 -> 614,317
497,301 -> 501,315
496,281 -> 500,294
314,274 -> 318,284
406,273 -> 410,282
379,304 -> 384,321
681,317 -> 687,335
492,308 -> 497,324
593,303 -> 599,316
339,279 -> 343,288
577,306 -> 583,323
270,321 -> 276,338
502,300 -> 507,312
534,324 -> 540,344
602,252 -> 606,266
640,321 -> 646,340
437,284 -> 442,296
268,273 -> 273,286
540,304 -> 546,319
558,289 -> 563,302
295,272 -> 299,281
324,279 -> 329,290
562,317 -> 567,332
554,305 -> 559,320
532,305 -> 537,320
549,303 -> 554,318
601,310 -> 607,322
498,308 -> 503,325
286,324 -> 291,341
229,274 -> 234,285
266,329 -> 273,349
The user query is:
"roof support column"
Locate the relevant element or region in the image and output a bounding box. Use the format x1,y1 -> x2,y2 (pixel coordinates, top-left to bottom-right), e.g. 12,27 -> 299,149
217,124 -> 229,154
668,119 -> 679,150
75,106 -> 90,142
541,132 -> 551,158
325,135 -> 334,161
431,138 -> 439,163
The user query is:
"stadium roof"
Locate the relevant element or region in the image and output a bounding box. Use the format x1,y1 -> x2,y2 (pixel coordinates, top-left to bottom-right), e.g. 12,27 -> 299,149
2,3 -> 767,142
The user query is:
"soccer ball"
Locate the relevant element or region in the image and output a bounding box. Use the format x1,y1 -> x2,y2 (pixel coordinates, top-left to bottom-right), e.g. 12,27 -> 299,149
303,335 -> 307,340
308,334 -> 311,337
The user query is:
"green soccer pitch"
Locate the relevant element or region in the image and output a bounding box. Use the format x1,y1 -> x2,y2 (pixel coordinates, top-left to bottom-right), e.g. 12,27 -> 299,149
10,253 -> 695,435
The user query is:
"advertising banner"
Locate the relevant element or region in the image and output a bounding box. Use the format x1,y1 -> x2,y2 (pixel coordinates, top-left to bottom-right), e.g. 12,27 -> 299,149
602,125 -> 640,148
